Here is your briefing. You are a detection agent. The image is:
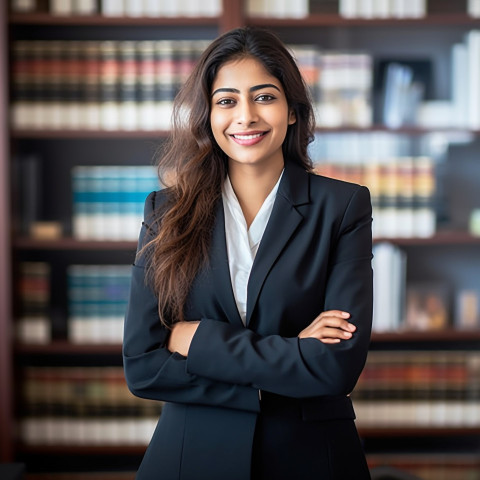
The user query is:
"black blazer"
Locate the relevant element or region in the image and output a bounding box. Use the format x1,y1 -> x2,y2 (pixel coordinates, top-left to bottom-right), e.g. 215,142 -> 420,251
123,160 -> 373,480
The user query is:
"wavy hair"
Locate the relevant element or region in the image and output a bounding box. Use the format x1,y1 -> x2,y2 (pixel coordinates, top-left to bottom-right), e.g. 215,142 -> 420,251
146,26 -> 315,326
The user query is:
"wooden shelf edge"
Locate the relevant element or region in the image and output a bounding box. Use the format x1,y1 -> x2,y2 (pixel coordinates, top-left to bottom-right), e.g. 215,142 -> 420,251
10,126 -> 480,138
373,232 -> 480,245
16,443 -> 145,455
12,232 -> 479,251
247,13 -> 480,27
10,129 -> 170,139
14,341 -> 122,355
9,13 -> 220,26
370,329 -> 480,342
12,238 -> 137,250
359,426 -> 480,437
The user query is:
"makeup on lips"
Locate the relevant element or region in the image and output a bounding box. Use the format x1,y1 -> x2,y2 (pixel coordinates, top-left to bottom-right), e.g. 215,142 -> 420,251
230,131 -> 269,146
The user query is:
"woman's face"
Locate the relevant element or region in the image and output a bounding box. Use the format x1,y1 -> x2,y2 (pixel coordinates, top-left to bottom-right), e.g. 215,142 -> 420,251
210,57 -> 295,173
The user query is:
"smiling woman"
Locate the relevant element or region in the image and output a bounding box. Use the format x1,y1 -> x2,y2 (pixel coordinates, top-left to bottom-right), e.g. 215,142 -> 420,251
123,26 -> 373,480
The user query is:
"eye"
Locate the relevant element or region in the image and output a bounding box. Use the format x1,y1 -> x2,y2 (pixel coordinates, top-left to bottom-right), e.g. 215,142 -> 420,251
216,98 -> 236,106
255,94 -> 275,102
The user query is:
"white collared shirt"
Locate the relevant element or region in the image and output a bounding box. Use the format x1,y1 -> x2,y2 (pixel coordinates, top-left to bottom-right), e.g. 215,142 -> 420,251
222,172 -> 283,325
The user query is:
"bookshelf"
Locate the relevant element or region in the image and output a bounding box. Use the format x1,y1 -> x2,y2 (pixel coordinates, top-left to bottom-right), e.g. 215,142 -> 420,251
2,0 -> 480,478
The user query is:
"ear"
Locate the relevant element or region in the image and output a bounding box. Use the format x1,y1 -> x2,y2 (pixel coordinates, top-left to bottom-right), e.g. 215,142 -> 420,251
288,109 -> 296,125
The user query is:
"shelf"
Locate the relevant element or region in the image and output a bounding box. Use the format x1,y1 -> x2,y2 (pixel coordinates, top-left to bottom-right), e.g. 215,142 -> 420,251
9,13 -> 220,26
10,129 -> 170,140
10,126 -> 480,139
370,329 -> 480,342
13,238 -> 137,250
12,233 -> 479,251
359,426 -> 480,437
247,13 -> 480,27
15,341 -> 122,355
14,330 -> 480,356
373,232 -> 480,246
17,444 -> 146,455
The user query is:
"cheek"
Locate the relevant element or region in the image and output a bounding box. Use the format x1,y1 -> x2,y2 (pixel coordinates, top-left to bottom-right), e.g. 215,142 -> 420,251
210,113 -> 228,141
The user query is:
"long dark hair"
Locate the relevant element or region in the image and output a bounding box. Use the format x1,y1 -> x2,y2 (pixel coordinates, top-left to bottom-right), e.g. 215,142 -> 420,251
146,26 -> 315,326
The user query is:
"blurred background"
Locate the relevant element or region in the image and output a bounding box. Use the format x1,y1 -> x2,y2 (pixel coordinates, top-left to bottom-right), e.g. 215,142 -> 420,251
1,0 -> 480,479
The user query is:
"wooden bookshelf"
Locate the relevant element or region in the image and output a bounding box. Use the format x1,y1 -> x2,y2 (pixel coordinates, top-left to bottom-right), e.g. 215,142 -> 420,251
4,0 -> 480,476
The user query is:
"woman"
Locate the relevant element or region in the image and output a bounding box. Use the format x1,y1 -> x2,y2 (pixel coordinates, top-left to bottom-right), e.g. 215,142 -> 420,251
123,26 -> 373,480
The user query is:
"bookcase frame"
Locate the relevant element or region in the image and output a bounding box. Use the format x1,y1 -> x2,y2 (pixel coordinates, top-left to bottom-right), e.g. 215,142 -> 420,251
2,0 -> 480,477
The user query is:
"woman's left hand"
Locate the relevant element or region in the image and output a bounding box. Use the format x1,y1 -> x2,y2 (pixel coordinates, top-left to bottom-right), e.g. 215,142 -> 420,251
298,310 -> 356,344
167,321 -> 200,356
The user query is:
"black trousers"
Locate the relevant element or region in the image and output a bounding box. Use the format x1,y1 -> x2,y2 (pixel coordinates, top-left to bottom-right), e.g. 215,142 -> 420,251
251,393 -> 371,480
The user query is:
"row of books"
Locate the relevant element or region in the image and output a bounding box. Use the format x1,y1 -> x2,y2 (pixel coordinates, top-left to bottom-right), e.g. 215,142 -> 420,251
72,165 -> 159,241
67,264 -> 131,343
354,400 -> 480,427
356,351 -> 480,397
10,40 -> 374,131
11,39 -> 210,131
313,156 -> 436,239
353,351 -> 480,427
372,242 -> 480,332
292,46 -> 373,128
19,366 -> 161,445
339,0 -> 426,18
10,0 -> 221,17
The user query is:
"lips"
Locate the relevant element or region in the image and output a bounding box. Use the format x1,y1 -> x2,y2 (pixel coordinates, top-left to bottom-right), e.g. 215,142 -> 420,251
230,131 -> 268,146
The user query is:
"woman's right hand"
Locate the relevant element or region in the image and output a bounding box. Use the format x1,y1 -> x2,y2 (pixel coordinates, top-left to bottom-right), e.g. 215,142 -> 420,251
298,310 -> 356,344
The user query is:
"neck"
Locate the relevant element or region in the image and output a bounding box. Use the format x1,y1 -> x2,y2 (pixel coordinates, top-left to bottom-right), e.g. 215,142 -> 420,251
228,162 -> 284,229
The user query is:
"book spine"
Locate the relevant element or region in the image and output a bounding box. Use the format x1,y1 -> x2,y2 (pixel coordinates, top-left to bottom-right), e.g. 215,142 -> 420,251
99,41 -> 120,130
154,40 -> 175,130
50,0 -> 74,15
118,41 -> 139,130
10,0 -> 37,12
137,41 -> 156,131
73,0 -> 98,15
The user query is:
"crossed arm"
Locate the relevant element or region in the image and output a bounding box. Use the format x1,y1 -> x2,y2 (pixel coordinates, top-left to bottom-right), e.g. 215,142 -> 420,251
168,310 -> 356,356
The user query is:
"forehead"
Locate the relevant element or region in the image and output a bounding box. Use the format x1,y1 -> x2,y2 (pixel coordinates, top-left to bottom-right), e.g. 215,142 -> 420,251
212,57 -> 281,89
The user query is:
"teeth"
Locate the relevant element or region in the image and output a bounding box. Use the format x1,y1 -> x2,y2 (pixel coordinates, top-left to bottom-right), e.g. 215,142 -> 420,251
233,133 -> 263,140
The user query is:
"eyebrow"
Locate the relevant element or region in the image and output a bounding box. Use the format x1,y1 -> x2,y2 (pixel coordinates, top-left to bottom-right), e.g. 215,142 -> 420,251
211,83 -> 281,97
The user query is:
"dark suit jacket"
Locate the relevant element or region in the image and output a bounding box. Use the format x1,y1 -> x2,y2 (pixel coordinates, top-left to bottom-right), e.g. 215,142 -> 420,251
123,160 -> 373,480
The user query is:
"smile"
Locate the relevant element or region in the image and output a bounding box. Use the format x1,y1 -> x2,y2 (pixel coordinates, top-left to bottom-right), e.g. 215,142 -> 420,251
230,131 -> 268,145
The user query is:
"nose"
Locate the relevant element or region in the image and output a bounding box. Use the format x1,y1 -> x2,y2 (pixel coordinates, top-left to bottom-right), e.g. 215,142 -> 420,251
236,99 -> 258,125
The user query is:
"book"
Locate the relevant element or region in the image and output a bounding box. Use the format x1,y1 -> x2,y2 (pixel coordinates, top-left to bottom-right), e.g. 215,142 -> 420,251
372,242 -> 406,332
16,262 -> 51,344
455,289 -> 480,329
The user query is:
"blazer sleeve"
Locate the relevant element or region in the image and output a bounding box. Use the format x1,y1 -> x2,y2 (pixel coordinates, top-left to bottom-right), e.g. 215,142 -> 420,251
122,191 -> 261,413
186,185 -> 373,398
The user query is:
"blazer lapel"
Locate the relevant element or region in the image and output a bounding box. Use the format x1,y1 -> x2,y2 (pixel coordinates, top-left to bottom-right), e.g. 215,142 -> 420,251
246,162 -> 310,326
209,199 -> 244,326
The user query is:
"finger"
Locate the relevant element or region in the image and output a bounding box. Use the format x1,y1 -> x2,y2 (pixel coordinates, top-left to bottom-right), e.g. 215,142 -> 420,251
314,310 -> 351,322
315,317 -> 357,332
319,338 -> 341,344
